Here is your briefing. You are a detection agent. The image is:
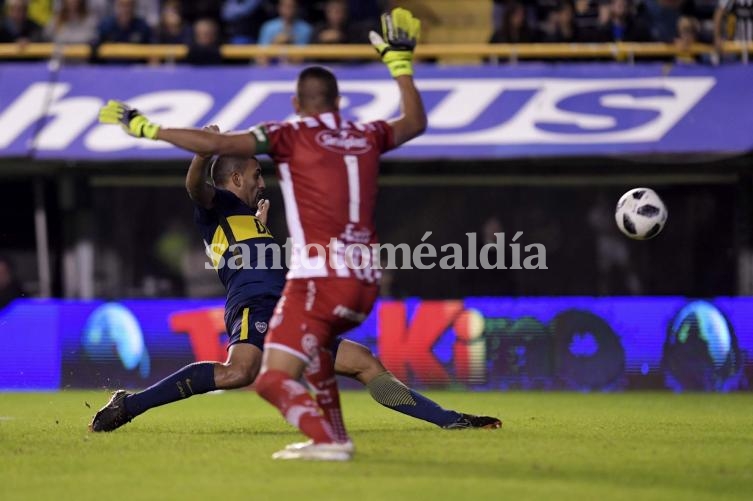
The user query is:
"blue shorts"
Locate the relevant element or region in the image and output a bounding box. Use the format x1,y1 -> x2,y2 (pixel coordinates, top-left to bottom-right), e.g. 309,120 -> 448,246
225,295 -> 278,351
226,294 -> 343,354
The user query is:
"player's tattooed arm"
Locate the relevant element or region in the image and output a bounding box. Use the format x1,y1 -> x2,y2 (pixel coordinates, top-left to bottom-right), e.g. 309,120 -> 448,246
185,125 -> 219,209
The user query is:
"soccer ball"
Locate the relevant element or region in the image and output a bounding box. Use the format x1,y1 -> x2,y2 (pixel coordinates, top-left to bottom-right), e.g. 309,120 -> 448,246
614,188 -> 667,240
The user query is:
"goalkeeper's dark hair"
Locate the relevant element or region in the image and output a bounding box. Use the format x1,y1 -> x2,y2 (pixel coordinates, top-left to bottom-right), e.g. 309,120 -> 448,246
210,155 -> 260,187
296,66 -> 339,111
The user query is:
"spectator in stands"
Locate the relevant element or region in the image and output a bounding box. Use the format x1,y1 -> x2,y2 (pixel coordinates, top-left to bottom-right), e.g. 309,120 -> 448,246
186,17 -> 222,65
0,255 -> 25,310
489,1 -> 538,43
594,0 -> 652,42
0,0 -> 43,43
222,0 -> 274,44
257,0 -> 312,46
179,0 -> 221,25
78,0 -> 108,21
27,0 -> 53,27
542,0 -> 579,42
675,14 -> 702,62
155,0 -> 191,45
95,0 -> 150,44
534,0 -> 561,31
645,0 -> 688,42
84,0 -> 158,28
572,0 -> 602,42
44,0 -> 97,44
714,0 -> 753,56
312,0 -> 353,44
492,0 -> 505,31
135,0 -> 159,29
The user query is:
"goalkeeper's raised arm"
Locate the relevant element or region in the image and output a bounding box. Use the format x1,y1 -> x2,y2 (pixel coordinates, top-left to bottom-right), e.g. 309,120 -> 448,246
370,8 -> 427,147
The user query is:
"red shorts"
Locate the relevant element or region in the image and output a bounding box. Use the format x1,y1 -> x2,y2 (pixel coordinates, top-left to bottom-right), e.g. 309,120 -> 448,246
265,278 -> 379,363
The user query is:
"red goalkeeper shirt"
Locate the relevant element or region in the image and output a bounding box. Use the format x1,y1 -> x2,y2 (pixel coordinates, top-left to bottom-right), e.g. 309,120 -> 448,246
251,111 -> 395,283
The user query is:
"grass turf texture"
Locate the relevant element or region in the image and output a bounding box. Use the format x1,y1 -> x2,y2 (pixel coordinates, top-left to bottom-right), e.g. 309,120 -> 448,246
0,391 -> 752,500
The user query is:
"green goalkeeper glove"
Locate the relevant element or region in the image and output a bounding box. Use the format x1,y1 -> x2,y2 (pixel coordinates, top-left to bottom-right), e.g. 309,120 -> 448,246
98,100 -> 160,140
369,7 -> 420,78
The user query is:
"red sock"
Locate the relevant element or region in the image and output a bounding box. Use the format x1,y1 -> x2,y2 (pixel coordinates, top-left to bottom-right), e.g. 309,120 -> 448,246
304,348 -> 349,443
256,369 -> 335,444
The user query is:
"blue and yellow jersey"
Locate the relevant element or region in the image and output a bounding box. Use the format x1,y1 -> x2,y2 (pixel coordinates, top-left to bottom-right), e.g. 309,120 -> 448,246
194,189 -> 285,321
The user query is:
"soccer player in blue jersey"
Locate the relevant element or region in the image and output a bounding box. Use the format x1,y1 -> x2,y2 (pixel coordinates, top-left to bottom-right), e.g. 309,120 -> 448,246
89,126 -> 501,433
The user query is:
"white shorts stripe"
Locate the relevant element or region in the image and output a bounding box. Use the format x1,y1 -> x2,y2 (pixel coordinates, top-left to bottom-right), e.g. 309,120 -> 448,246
266,342 -> 310,363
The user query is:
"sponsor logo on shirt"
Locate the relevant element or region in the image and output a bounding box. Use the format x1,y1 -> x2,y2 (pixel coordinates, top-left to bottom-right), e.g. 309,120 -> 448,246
315,130 -> 372,154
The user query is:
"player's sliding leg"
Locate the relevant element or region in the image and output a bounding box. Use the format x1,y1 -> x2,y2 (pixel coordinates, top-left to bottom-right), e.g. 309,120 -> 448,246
124,344 -> 262,418
89,344 -> 262,432
256,347 -> 352,461
334,340 -> 502,430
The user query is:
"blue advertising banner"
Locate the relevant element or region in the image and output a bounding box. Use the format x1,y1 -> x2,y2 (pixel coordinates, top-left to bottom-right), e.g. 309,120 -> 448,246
0,297 -> 750,392
0,63 -> 752,159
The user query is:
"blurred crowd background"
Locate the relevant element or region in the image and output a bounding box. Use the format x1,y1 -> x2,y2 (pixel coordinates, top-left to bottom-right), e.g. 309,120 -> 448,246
0,0 -> 751,64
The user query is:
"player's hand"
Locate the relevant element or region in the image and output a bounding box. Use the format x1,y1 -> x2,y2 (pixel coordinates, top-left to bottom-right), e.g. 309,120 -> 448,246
369,7 -> 420,78
98,100 -> 160,140
197,124 -> 220,159
256,199 -> 270,225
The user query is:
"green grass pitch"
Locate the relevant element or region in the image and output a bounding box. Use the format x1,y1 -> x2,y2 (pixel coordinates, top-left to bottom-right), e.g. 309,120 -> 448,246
1,391 -> 752,500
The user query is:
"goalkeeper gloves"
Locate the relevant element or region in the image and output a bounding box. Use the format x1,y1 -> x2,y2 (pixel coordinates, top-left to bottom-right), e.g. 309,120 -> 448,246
98,100 -> 160,140
369,7 -> 420,78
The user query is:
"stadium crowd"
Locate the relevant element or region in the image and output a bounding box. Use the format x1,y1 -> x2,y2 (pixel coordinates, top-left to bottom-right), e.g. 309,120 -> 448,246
0,0 -> 750,63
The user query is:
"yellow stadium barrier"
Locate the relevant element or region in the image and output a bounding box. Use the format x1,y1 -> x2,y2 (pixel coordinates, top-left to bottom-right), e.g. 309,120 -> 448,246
0,42 -> 750,63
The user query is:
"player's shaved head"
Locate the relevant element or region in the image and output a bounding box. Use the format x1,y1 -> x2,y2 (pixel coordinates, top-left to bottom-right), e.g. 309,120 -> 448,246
296,66 -> 339,113
210,155 -> 258,187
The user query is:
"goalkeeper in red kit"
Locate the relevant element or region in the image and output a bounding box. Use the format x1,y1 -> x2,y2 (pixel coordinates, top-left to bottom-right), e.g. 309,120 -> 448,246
98,8 -> 500,460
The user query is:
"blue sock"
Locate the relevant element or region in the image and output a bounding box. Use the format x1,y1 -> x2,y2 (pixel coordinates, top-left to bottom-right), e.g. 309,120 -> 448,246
124,362 -> 216,418
366,372 -> 461,427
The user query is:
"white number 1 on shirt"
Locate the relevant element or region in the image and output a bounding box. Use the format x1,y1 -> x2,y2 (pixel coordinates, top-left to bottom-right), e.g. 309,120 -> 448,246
344,155 -> 360,223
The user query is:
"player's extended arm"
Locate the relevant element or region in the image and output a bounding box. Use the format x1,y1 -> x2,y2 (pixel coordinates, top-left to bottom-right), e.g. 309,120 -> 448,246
370,8 -> 427,147
185,125 -> 219,209
98,101 -> 256,157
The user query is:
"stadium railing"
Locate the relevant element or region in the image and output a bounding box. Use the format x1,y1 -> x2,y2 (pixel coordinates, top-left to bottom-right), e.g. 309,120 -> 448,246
0,42 -> 751,63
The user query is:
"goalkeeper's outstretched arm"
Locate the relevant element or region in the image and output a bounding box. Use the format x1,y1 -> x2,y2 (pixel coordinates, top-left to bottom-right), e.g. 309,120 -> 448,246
159,128 -> 256,158
98,100 -> 256,157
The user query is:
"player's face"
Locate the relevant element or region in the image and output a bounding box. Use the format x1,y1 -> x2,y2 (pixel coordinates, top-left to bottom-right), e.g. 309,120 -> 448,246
239,160 -> 265,207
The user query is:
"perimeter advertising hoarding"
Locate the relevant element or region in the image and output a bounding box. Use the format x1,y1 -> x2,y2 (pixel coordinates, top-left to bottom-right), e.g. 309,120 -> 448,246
0,297 -> 749,391
1,63 -> 752,159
